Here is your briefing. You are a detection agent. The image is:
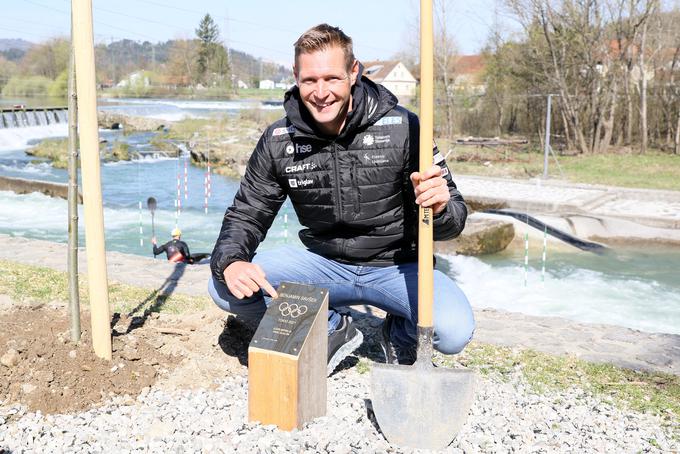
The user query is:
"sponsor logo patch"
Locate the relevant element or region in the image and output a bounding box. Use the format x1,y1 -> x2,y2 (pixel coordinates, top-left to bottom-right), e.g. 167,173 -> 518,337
288,178 -> 313,188
273,125 -> 295,136
363,153 -> 390,165
296,143 -> 313,154
284,162 -> 317,174
374,116 -> 403,126
285,144 -> 294,155
362,134 -> 390,146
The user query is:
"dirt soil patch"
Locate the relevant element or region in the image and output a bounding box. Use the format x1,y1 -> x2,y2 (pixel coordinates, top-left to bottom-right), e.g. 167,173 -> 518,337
0,302 -> 246,416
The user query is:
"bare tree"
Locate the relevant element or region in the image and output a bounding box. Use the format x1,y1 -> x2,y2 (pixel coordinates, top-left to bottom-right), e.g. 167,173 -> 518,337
434,0 -> 459,141
504,0 -> 660,154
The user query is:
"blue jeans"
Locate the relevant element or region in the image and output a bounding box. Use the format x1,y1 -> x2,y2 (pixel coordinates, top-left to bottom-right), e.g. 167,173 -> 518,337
208,246 -> 475,354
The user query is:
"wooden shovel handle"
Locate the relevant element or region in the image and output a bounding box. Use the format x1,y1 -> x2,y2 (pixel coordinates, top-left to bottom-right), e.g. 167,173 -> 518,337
418,0 -> 434,329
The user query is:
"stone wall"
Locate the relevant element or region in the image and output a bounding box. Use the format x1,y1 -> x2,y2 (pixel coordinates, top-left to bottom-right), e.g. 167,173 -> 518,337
0,176 -> 82,203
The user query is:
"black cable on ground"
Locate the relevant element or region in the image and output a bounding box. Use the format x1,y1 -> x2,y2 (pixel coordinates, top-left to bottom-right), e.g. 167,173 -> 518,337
485,209 -> 608,254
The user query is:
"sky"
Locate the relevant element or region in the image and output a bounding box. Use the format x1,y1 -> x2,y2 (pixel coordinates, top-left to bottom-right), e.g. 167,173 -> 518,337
1,0 -> 501,65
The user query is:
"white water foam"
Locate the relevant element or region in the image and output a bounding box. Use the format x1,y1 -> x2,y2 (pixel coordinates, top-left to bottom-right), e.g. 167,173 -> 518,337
0,161 -> 55,177
0,123 -> 68,152
106,98 -> 282,111
444,254 -> 680,335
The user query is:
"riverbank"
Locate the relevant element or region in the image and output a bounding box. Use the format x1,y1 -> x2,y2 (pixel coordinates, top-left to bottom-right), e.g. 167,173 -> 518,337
0,235 -> 678,452
1,234 -> 677,375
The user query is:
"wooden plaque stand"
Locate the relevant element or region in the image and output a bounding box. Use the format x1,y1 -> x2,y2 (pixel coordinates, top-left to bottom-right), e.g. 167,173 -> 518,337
248,282 -> 328,430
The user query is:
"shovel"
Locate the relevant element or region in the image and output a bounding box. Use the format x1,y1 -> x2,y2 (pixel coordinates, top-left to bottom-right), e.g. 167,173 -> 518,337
369,0 -> 475,450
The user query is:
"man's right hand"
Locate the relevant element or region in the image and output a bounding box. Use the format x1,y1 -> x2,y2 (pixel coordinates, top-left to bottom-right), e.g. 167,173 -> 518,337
223,261 -> 278,299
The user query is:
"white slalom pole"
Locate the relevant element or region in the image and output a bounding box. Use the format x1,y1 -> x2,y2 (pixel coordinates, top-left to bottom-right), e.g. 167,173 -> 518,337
204,173 -> 209,214
542,224 -> 547,282
137,159 -> 143,247
176,154 -> 181,217
184,156 -> 188,200
524,229 -> 529,287
138,200 -> 144,247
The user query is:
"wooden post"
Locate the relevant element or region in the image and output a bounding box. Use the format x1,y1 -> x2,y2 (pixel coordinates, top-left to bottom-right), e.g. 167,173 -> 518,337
248,282 -> 328,431
67,26 -> 81,343
71,0 -> 112,360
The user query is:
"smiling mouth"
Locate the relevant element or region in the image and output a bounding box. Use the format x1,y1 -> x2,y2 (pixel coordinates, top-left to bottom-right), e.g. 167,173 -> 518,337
312,101 -> 334,111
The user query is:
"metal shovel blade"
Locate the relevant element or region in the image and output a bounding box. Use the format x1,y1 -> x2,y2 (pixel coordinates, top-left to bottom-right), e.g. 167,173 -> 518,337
370,355 -> 475,450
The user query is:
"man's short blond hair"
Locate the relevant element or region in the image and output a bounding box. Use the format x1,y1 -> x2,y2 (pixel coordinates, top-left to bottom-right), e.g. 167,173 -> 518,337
294,23 -> 355,71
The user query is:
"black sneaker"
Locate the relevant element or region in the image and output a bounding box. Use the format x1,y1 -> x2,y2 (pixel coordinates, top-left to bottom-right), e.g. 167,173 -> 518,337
379,314 -> 417,365
327,314 -> 363,376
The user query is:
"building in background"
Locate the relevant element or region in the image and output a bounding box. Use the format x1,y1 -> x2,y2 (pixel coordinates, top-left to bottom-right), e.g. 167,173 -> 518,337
361,60 -> 416,104
452,55 -> 487,93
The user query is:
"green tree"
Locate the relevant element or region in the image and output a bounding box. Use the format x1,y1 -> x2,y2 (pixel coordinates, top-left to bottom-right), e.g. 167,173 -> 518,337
48,69 -> 69,98
195,13 -> 228,85
0,55 -> 17,91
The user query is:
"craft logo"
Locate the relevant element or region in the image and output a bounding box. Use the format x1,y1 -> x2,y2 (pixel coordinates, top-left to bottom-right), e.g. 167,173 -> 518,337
278,302 -> 308,318
296,143 -> 313,154
285,144 -> 294,155
284,162 -> 317,174
362,134 -> 375,146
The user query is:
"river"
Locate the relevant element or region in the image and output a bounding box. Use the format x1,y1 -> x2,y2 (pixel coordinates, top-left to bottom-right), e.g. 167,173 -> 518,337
1,97 -> 679,335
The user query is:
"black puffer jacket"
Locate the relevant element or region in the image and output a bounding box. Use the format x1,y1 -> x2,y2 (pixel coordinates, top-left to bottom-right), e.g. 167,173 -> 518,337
211,76 -> 467,284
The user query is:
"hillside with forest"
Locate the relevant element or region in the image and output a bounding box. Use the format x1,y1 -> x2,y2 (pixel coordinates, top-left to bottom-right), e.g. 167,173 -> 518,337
0,14 -> 291,99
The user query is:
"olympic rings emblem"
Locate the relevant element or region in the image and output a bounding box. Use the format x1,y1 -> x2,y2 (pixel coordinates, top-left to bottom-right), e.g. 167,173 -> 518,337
278,302 -> 308,318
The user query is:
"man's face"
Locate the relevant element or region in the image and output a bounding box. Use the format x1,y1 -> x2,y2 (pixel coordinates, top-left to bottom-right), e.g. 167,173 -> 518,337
294,46 -> 358,136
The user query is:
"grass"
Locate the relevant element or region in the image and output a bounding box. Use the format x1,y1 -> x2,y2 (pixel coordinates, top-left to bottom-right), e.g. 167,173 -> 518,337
437,139 -> 680,191
1,258 -> 678,437
0,259 -> 212,315
442,341 -> 680,424
26,138 -> 70,169
27,139 -> 132,168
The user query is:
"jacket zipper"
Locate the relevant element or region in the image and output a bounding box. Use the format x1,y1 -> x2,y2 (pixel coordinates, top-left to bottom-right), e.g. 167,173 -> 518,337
351,161 -> 360,213
332,141 -> 343,220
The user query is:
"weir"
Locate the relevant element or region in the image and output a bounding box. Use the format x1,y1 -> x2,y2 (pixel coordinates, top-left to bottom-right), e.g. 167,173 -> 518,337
0,106 -> 68,129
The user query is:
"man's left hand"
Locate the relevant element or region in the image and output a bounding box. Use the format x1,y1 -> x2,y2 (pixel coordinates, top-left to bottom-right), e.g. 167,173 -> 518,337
410,165 -> 449,215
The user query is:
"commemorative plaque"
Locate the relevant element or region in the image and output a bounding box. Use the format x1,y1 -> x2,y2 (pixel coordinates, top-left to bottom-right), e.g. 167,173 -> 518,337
248,282 -> 328,431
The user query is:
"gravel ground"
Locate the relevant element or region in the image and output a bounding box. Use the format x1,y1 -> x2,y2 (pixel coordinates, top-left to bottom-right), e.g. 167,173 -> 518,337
1,364 -> 676,453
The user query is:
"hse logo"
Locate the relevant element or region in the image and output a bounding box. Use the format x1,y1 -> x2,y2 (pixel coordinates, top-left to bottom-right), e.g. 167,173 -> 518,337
278,302 -> 308,318
288,178 -> 314,188
285,144 -> 294,155
284,162 -> 317,174
296,143 -> 313,154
